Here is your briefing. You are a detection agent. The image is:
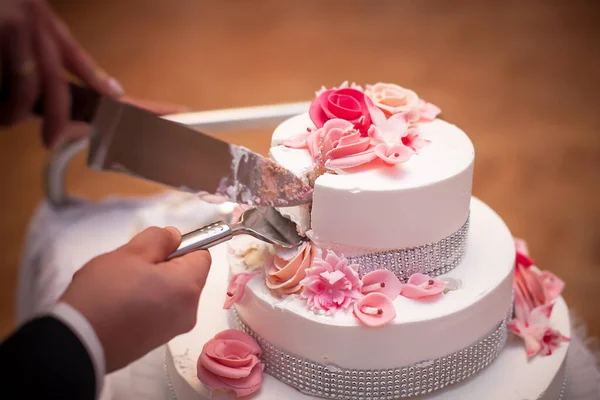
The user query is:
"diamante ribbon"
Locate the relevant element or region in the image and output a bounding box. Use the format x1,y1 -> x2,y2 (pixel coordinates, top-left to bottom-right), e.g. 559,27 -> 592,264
231,307 -> 510,400
347,216 -> 470,281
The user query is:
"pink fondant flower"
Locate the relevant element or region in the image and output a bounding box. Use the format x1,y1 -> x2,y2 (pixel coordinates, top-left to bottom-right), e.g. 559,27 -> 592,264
266,243 -> 314,295
197,329 -> 264,397
316,81 -> 363,96
507,303 -> 569,358
353,292 -> 396,327
399,273 -> 445,299
512,238 -> 565,322
365,83 -> 420,121
361,270 -> 402,301
299,250 -> 363,313
285,119 -> 378,170
309,86 -> 372,134
223,272 -> 255,310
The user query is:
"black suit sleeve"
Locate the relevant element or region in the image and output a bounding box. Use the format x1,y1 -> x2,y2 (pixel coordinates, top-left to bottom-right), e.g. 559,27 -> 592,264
0,316 -> 96,400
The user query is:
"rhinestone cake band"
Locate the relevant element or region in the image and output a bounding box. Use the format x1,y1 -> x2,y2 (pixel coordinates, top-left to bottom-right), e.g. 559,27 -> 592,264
231,307 -> 510,400
346,216 -> 470,281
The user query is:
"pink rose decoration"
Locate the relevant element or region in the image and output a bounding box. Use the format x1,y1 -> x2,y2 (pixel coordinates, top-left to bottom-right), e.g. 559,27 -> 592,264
365,83 -> 420,121
266,243 -> 314,295
399,273 -> 445,299
300,250 -> 363,313
508,303 -> 569,358
365,83 -> 441,122
197,329 -> 264,397
223,272 -> 255,310
309,86 -> 372,134
353,292 -> 396,327
361,269 -> 402,301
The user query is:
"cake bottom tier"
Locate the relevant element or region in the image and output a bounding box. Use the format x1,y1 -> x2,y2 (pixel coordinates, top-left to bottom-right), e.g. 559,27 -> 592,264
166,244 -> 570,400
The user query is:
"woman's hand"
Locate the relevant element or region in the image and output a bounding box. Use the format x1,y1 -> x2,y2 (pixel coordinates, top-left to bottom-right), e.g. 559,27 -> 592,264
60,227 -> 212,372
0,0 -> 124,146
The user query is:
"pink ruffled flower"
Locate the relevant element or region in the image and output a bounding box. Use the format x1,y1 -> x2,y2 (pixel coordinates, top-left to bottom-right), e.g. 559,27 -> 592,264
353,292 -> 396,327
299,250 -> 363,313
223,272 -> 255,310
364,83 -> 441,123
197,329 -> 264,397
285,119 -> 378,170
507,303 -> 569,358
361,270 -> 402,301
265,243 -> 314,295
399,273 -> 445,299
309,86 -> 372,134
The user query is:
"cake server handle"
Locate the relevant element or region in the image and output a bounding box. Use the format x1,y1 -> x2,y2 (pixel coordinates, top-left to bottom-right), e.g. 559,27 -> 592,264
167,221 -> 233,259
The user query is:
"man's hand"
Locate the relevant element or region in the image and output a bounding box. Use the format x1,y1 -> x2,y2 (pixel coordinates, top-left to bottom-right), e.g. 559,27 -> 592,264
60,226 -> 211,372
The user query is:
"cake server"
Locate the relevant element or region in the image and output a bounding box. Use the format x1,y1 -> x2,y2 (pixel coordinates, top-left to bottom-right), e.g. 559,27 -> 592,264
28,83 -> 314,208
168,206 -> 304,259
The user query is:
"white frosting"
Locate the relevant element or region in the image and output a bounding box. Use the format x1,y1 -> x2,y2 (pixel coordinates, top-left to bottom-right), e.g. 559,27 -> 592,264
233,198 -> 514,368
166,237 -> 571,400
270,113 -> 474,251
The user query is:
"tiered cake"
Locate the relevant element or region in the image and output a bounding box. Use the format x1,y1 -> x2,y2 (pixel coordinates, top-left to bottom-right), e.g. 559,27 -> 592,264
166,82 -> 570,399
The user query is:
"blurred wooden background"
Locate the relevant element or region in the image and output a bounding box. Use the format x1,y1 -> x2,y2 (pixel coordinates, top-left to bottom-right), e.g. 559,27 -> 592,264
0,1 -> 598,340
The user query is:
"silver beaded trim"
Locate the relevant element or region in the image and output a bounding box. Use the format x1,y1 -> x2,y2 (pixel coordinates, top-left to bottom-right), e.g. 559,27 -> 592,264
557,375 -> 567,400
233,308 -> 509,399
347,216 -> 470,281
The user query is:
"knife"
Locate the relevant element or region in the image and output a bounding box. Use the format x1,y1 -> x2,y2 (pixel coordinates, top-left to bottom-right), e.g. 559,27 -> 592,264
27,83 -> 314,208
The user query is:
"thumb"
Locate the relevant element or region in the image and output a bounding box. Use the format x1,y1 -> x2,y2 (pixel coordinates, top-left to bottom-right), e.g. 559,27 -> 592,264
120,226 -> 181,263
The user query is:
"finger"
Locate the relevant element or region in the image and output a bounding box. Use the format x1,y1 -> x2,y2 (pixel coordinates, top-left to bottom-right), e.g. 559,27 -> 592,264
120,226 -> 181,263
30,9 -> 69,148
5,14 -> 39,124
162,249 -> 212,290
37,1 -> 123,97
120,97 -> 190,115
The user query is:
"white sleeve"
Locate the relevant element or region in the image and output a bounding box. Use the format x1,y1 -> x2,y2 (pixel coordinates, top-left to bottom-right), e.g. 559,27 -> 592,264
48,302 -> 105,399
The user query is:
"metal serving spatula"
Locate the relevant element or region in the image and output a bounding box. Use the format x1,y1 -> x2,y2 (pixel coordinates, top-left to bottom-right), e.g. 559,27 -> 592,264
168,206 -> 304,259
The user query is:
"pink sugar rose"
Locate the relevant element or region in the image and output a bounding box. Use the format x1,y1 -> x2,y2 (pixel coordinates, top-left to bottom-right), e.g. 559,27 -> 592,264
223,272 -> 256,310
365,83 -> 441,123
266,242 -> 314,295
361,269 -> 402,301
353,292 -> 396,327
197,329 -> 264,397
507,303 -> 569,358
300,250 -> 363,314
399,273 -> 445,299
309,86 -> 372,135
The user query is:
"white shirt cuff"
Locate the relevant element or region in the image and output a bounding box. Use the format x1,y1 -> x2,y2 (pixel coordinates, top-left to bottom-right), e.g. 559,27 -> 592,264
48,302 -> 105,399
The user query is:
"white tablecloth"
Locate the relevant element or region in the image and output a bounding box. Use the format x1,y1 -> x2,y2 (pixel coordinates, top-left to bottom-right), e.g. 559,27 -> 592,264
15,193 -> 600,399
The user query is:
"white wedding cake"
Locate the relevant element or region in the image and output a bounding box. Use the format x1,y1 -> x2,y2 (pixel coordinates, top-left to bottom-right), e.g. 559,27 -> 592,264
165,82 -> 570,399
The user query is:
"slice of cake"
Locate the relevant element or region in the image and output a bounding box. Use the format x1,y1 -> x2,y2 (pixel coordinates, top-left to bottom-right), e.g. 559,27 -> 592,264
166,81 -> 570,400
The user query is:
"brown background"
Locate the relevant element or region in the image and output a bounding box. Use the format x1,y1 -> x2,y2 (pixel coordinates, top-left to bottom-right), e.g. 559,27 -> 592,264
0,1 -> 598,340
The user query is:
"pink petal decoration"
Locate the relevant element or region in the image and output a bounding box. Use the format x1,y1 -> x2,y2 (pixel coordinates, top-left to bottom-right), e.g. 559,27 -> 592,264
299,250 -> 363,314
353,292 -> 396,327
223,272 -> 256,310
417,99 -> 441,122
539,271 -> 565,302
373,143 -> 414,165
197,329 -> 264,397
399,273 -> 445,299
309,88 -> 372,134
361,270 -> 402,301
266,242 -> 314,295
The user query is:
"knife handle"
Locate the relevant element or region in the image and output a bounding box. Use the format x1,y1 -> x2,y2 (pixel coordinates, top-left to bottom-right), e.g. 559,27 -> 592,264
168,221 -> 233,259
0,81 -> 100,123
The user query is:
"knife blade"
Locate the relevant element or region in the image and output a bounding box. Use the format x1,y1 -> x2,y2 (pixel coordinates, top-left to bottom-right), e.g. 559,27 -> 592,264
31,83 -> 314,208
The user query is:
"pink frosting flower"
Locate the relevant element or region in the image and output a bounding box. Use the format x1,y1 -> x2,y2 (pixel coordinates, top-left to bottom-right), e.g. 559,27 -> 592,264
223,272 -> 255,310
361,270 -> 402,301
300,250 -> 363,313
266,243 -> 314,295
285,119 -> 377,170
197,330 -> 264,397
399,273 -> 445,299
365,83 -> 441,123
508,303 -> 569,358
309,86 -> 372,134
353,292 -> 396,327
